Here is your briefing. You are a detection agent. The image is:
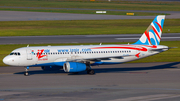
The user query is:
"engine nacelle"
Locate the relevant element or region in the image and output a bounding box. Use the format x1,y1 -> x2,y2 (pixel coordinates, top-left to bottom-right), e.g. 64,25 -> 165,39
41,66 -> 62,71
63,62 -> 87,72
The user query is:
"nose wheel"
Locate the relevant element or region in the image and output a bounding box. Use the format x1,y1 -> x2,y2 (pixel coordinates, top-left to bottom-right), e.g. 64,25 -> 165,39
24,67 -> 29,76
24,72 -> 29,76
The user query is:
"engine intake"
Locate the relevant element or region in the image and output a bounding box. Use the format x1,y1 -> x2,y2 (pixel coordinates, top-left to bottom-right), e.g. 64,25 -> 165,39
63,62 -> 87,72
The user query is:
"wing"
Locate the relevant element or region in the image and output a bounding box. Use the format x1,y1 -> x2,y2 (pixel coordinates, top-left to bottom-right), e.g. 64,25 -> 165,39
66,55 -> 132,63
54,55 -> 133,66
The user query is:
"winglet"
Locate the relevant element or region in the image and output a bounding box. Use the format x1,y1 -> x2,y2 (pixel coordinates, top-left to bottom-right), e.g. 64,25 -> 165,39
133,15 -> 165,46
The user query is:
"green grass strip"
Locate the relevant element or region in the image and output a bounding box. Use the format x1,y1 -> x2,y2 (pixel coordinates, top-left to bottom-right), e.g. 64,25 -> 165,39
0,0 -> 180,11
0,41 -> 180,66
0,19 -> 180,36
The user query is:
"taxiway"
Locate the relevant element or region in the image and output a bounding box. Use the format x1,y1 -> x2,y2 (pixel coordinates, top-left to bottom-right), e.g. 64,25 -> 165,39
0,62 -> 180,101
0,33 -> 180,45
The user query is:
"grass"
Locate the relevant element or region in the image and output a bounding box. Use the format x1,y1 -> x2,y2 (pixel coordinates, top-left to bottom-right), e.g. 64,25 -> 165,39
0,19 -> 180,36
0,41 -> 180,66
0,0 -> 180,11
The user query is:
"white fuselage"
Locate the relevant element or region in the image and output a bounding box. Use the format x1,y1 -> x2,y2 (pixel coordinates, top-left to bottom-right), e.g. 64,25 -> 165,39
3,44 -> 168,67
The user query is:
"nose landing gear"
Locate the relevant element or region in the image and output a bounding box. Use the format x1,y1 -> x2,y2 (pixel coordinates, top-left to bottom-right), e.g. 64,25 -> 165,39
24,67 -> 29,76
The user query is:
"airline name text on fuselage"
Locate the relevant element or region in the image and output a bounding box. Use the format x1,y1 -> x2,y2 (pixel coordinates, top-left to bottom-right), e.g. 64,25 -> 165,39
57,48 -> 92,52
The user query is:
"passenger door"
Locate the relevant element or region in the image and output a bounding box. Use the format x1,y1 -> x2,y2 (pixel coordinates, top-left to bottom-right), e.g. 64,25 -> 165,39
26,49 -> 32,60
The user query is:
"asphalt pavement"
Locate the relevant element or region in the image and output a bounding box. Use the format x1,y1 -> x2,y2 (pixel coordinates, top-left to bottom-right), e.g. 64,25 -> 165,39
0,9 -> 180,21
0,33 -> 180,45
0,62 -> 180,101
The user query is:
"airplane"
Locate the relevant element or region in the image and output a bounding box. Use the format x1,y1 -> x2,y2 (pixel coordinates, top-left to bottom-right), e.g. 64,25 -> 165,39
3,15 -> 168,76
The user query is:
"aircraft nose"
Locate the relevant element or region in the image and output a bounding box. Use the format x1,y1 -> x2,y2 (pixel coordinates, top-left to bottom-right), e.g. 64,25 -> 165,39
3,56 -> 12,65
3,56 -> 9,65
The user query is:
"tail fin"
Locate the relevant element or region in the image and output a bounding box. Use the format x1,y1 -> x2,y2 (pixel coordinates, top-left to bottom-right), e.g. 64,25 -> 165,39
133,15 -> 165,45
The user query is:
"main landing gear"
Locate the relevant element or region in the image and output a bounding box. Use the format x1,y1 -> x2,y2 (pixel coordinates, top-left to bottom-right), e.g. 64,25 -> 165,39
24,67 -> 29,76
86,64 -> 95,75
87,69 -> 95,75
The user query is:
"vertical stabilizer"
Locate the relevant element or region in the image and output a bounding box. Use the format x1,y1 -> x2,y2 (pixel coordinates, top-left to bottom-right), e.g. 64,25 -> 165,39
134,15 -> 165,45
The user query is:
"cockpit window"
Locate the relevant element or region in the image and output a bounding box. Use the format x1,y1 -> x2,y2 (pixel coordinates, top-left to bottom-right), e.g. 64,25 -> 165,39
10,52 -> 21,56
10,53 -> 13,55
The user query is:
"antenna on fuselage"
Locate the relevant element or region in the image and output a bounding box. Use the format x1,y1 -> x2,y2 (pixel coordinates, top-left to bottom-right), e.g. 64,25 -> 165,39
27,45 -> 29,47
100,43 -> 102,45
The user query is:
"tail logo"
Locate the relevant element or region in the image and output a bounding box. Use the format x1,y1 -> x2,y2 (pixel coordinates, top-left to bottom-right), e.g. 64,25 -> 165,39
134,15 -> 165,46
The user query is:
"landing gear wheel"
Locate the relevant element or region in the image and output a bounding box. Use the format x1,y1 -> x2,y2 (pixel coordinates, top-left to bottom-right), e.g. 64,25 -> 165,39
24,72 -> 29,76
87,70 -> 95,75
24,67 -> 29,76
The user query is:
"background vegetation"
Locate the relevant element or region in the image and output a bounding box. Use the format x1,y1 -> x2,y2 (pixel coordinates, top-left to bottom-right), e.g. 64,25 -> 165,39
0,19 -> 179,36
0,0 -> 180,11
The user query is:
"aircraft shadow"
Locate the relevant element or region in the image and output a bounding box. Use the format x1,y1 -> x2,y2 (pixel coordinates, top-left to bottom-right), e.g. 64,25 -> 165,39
94,62 -> 180,74
14,62 -> 180,75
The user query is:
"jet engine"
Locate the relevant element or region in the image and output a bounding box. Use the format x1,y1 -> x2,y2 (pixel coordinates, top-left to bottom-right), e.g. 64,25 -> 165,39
63,62 -> 87,72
